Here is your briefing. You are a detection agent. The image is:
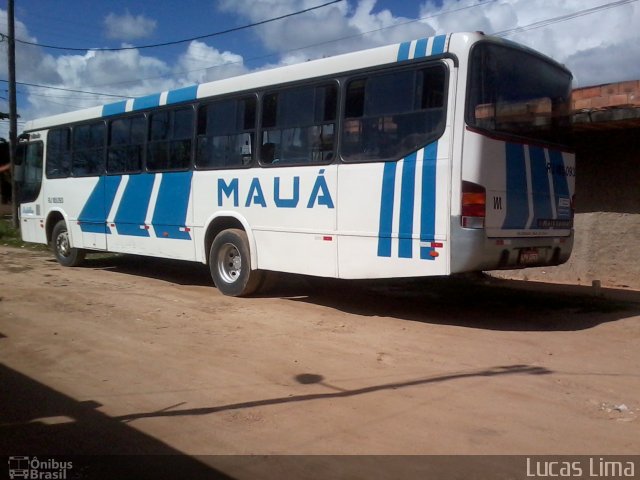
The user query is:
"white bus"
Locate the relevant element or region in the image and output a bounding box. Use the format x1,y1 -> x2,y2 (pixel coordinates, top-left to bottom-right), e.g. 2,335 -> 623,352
16,32 -> 575,296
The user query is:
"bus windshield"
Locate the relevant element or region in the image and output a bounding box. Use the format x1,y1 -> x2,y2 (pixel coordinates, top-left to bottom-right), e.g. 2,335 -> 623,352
466,42 -> 573,145
15,142 -> 43,204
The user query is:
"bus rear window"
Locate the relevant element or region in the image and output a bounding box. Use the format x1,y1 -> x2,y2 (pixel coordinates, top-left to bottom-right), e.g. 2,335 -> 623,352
466,42 -> 572,144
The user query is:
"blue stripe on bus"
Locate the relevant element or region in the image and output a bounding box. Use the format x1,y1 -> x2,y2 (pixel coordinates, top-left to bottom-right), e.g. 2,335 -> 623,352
397,41 -> 411,61
377,162 -> 398,257
414,38 -> 428,58
167,85 -> 198,105
102,100 -> 127,117
104,175 -> 123,234
133,93 -> 161,111
420,142 -> 438,260
548,149 -> 571,218
529,146 -> 553,224
503,143 -> 529,230
152,171 -> 193,240
78,223 -> 106,234
398,153 -> 417,258
78,176 -> 123,233
432,35 -> 447,55
77,177 -> 107,233
113,174 -> 155,237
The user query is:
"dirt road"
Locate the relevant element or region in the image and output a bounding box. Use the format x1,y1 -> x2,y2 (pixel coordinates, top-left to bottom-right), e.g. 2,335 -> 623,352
1,246 -> 639,478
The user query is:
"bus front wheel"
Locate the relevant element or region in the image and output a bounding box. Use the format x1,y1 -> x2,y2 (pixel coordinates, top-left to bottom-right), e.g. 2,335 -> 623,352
209,229 -> 263,297
51,220 -> 86,267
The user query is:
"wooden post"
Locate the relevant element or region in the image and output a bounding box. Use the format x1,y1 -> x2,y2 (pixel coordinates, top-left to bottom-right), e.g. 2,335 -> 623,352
7,0 -> 19,228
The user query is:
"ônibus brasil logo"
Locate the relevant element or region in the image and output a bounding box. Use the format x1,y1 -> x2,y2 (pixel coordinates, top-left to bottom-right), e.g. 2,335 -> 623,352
8,456 -> 73,479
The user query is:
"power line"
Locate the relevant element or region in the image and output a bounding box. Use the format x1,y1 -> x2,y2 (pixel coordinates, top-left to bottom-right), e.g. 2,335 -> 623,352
84,0 -> 502,90
0,79 -> 130,99
3,0 -> 343,53
4,0 -> 636,103
0,0 -> 500,98
493,0 -> 638,37
86,0 -> 636,90
18,90 -> 112,101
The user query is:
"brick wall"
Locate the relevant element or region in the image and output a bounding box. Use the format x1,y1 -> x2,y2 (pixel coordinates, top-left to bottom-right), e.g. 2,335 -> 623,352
573,80 -> 640,110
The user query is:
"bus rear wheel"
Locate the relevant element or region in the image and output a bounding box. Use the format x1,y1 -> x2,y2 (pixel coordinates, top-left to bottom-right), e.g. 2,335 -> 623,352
51,220 -> 86,267
209,229 -> 263,297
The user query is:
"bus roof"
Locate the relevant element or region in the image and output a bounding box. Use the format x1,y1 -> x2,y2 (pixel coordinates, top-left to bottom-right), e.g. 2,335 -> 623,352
24,32 -> 477,133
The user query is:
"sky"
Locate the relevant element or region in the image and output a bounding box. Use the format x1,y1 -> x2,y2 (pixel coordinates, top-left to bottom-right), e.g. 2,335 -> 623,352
1,0 -> 639,138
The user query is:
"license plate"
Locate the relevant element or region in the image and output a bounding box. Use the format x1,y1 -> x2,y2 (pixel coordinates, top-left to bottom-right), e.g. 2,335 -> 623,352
519,249 -> 539,265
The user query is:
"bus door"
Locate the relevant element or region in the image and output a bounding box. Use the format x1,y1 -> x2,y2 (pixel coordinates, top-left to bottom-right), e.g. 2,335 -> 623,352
15,141 -> 46,244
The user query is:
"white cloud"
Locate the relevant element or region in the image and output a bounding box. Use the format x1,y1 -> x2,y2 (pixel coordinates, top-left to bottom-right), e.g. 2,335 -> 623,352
22,48 -> 176,122
218,0 -> 640,87
104,11 -> 157,41
348,0 -> 435,46
175,41 -> 248,84
0,10 -> 62,137
0,10 -> 60,86
418,0 -> 640,87
0,8 -> 249,135
567,43 -> 640,86
217,0 -> 430,60
1,0 -> 639,139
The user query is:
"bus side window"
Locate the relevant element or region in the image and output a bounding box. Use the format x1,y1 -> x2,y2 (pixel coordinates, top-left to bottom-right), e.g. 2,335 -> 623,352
147,105 -> 194,172
341,64 -> 446,163
46,128 -> 71,178
72,121 -> 105,177
147,106 -> 194,172
259,84 -> 337,166
196,96 -> 256,170
107,115 -> 145,174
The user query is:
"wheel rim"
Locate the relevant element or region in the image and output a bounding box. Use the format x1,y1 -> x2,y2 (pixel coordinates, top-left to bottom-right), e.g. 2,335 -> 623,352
56,230 -> 71,258
216,242 -> 242,284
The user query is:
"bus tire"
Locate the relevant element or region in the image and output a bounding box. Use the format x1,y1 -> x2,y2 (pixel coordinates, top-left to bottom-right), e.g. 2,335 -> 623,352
209,229 -> 263,297
51,220 -> 86,267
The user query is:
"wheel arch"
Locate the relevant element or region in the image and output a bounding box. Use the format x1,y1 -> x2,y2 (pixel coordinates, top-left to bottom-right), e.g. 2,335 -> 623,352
203,212 -> 258,269
45,210 -> 67,245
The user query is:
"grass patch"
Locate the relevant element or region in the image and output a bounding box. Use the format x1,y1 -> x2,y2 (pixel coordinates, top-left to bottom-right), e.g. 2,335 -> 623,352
0,216 -> 49,250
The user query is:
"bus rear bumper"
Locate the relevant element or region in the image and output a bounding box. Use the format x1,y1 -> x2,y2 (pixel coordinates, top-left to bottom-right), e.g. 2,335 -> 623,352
450,219 -> 574,274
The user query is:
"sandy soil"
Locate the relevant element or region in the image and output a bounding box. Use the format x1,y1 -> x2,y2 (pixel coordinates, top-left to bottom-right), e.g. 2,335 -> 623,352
1,246 -> 639,478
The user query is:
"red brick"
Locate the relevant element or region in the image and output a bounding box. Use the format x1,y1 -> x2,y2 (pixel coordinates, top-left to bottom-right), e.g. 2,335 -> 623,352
603,83 -> 620,95
572,89 -> 587,101
573,98 -> 592,110
572,80 -> 640,110
575,86 -> 602,99
609,94 -> 630,106
619,80 -> 640,94
572,88 -> 589,100
590,95 -> 611,109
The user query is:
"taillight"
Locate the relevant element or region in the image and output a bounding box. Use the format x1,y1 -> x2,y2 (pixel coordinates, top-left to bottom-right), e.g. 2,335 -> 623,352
461,181 -> 486,229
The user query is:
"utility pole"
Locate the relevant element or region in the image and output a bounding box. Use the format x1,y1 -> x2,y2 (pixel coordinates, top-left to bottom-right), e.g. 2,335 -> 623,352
7,0 -> 18,228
